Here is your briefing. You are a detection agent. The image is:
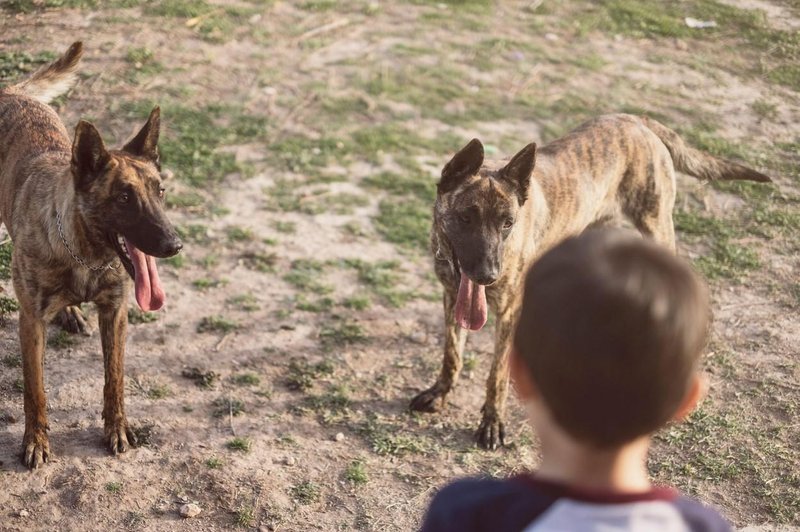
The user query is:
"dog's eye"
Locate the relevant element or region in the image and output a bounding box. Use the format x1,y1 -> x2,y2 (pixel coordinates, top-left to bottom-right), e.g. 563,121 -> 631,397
458,214 -> 470,224
118,192 -> 129,204
503,218 -> 515,229
158,186 -> 165,198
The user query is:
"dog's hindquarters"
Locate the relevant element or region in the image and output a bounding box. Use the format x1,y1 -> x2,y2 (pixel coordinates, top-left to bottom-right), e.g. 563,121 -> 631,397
639,116 -> 772,183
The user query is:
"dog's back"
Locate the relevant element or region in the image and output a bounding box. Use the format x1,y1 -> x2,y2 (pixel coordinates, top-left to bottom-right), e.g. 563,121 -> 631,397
0,42 -> 83,227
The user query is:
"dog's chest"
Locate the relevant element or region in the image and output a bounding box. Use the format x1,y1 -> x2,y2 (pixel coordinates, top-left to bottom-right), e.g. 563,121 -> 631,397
39,267 -> 124,318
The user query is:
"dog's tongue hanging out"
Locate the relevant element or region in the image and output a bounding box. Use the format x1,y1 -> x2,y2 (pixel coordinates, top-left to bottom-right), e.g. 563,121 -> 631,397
455,274 -> 488,330
124,238 -> 165,311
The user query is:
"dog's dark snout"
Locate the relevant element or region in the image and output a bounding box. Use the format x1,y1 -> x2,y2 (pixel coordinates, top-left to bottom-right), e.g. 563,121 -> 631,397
163,236 -> 182,257
474,267 -> 499,286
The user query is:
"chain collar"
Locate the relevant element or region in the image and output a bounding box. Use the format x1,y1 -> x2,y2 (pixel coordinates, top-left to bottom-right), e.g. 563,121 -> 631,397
55,210 -> 119,272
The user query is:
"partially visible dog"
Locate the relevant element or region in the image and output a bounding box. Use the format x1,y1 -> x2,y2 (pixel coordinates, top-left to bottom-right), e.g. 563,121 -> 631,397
411,114 -> 771,449
0,42 -> 182,468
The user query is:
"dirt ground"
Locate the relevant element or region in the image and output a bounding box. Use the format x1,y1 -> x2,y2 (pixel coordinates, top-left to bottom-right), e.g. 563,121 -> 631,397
0,0 -> 798,530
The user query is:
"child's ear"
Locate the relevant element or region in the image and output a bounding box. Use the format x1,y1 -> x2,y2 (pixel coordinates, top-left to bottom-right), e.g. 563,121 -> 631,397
510,348 -> 537,401
672,373 -> 708,421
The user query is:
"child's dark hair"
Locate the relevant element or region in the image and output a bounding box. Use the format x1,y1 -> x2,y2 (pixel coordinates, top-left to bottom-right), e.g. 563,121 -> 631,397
514,229 -> 710,447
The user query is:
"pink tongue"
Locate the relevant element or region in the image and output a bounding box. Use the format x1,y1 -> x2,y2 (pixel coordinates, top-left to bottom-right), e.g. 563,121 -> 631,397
124,238 -> 165,312
455,274 -> 488,331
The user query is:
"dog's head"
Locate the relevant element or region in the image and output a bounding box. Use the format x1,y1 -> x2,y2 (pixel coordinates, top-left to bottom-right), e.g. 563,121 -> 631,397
70,107 -> 182,310
435,138 -> 536,286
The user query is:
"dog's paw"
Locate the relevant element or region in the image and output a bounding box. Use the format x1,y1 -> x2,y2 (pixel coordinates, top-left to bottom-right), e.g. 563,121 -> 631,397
410,385 -> 448,413
105,420 -> 137,455
58,306 -> 90,336
22,431 -> 50,469
476,414 -> 506,451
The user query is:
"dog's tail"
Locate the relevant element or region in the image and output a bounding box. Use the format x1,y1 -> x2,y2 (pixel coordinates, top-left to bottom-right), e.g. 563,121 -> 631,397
640,116 -> 772,183
5,41 -> 83,105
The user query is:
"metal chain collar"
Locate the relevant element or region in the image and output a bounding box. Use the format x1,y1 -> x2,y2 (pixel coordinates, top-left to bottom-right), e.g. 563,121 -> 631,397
55,210 -> 118,272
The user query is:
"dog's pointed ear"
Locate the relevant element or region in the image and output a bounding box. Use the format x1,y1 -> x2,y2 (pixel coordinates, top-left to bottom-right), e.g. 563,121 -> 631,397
438,138 -> 484,194
72,120 -> 110,189
500,142 -> 536,203
123,106 -> 160,162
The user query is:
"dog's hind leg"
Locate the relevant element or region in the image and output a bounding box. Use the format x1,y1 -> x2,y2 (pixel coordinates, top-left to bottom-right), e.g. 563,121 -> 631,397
410,289 -> 467,413
98,299 -> 137,454
476,300 -> 515,450
57,305 -> 90,335
18,305 -> 50,468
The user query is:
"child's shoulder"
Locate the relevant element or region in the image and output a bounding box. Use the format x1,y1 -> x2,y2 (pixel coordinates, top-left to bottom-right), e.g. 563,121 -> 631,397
420,475 -> 732,532
419,476 -> 557,532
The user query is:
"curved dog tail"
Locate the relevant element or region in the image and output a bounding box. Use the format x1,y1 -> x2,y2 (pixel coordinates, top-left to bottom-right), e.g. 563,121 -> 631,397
5,41 -> 83,105
640,116 -> 772,183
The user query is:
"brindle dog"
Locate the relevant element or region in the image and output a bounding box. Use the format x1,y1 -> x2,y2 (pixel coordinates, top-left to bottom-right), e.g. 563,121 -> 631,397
411,113 -> 771,449
0,42 -> 182,468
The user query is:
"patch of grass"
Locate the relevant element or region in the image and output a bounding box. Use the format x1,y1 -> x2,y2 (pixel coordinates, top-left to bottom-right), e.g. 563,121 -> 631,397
13,378 -> 24,393
197,315 -> 238,333
0,240 -> 13,279
123,102 -> 239,189
295,295 -> 334,312
342,294 -> 370,311
0,296 -> 20,322
192,277 -> 227,290
374,198 -> 431,251
273,220 -> 296,234
205,456 -> 223,469
767,64 -> 800,91
227,293 -> 260,311
343,259 -> 416,307
674,209 -> 761,280
163,254 -> 185,268
177,223 -> 210,244
226,437 -> 252,452
48,330 -> 75,349
286,358 -> 334,391
0,50 -> 57,80
124,510 -> 146,528
267,135 -> 348,177
125,46 -> 162,80
128,307 -> 158,324
105,481 -> 123,494
345,460 -> 368,485
284,259 -> 332,293
182,367 -> 220,389
234,506 -> 256,528
213,396 -> 245,417
290,481 -> 320,505
144,0 -> 209,18
227,226 -> 255,242
2,354 -> 21,368
232,372 -> 261,386
751,99 -> 778,121
307,384 -> 351,416
147,383 -> 171,400
695,241 -> 761,280
360,416 -> 435,457
319,320 -> 367,349
239,251 -> 277,273
166,190 -> 205,209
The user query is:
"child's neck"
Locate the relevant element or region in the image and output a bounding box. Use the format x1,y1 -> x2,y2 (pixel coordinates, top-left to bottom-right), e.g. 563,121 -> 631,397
535,427 -> 652,493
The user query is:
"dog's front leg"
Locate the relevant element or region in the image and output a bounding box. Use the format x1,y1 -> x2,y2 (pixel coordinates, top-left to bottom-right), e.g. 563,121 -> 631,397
98,301 -> 137,454
476,303 -> 515,450
410,289 -> 467,412
19,306 -> 50,468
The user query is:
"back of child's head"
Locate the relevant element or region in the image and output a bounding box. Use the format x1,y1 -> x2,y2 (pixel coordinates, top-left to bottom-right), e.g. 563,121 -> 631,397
514,228 -> 710,448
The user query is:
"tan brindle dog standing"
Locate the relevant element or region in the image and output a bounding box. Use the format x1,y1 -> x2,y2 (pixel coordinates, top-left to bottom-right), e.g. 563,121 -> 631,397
411,114 -> 771,449
0,42 -> 182,468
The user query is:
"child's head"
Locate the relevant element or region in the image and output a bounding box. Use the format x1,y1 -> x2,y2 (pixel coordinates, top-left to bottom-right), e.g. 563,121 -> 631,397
512,228 -> 710,448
